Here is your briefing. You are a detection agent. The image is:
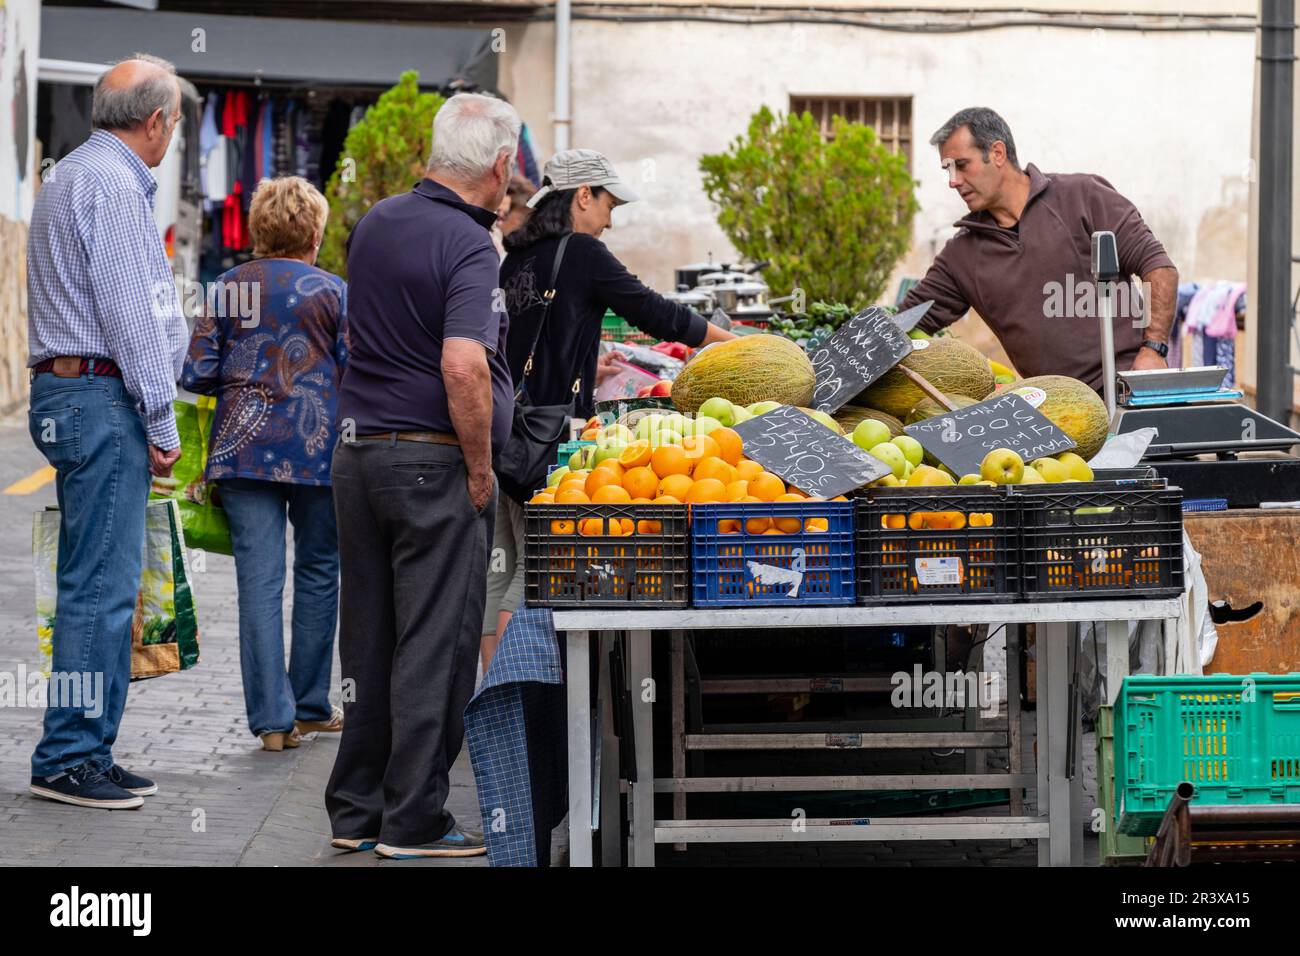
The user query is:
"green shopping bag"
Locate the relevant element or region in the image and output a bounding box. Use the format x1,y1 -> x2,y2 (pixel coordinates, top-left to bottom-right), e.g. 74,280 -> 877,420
151,397 -> 233,555
34,499 -> 201,681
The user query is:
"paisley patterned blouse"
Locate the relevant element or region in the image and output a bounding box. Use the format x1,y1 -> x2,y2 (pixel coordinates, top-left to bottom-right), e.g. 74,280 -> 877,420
182,259 -> 347,486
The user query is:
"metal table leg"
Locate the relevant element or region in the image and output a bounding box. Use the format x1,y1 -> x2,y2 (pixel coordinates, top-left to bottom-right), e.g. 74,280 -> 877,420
1104,620 -> 1128,706
1005,623 -> 1024,817
628,628 -> 655,867
1041,621 -> 1073,866
1068,627 -> 1086,866
566,629 -> 593,867
598,632 -> 621,867
1035,623 -> 1050,866
670,630 -> 687,852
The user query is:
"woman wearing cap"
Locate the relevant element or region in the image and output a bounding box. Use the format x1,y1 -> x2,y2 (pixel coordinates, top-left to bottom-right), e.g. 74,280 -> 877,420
483,149 -> 734,667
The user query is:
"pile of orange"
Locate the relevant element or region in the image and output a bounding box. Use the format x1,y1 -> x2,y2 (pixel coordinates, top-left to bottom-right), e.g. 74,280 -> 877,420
880,511 -> 995,531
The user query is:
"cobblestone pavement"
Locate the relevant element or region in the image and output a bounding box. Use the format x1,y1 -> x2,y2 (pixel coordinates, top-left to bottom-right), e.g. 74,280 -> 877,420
0,412 -> 1100,867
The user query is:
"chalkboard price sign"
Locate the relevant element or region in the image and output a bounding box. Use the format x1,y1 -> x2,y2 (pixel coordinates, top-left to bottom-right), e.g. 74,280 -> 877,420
733,405 -> 892,498
808,306 -> 916,414
902,392 -> 1077,478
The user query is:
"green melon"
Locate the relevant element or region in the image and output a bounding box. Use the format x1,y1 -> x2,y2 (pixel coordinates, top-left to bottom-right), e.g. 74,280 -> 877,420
858,337 -> 996,418
671,334 -> 815,415
833,405 -> 905,437
1008,375 -> 1110,461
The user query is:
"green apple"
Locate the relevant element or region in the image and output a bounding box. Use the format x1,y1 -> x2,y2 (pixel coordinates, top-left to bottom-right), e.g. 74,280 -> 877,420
547,466 -> 569,488
661,413 -> 688,436
868,442 -> 908,479
852,419 -> 892,452
698,397 -> 736,427
1019,467 -> 1046,484
902,461 -> 914,480
650,430 -> 682,447
730,405 -> 753,424
980,448 -> 1025,485
1055,451 -> 1094,482
693,415 -> 723,436
747,401 -> 782,417
635,414 -> 663,441
871,473 -> 903,487
891,435 -> 924,468
602,423 -> 634,445
806,408 -> 841,433
1030,457 -> 1068,483
958,473 -> 982,485
592,444 -> 625,466
976,480 -> 998,487
907,329 -> 930,340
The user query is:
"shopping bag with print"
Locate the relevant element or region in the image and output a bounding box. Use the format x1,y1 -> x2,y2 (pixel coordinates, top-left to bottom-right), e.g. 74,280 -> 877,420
152,396 -> 233,555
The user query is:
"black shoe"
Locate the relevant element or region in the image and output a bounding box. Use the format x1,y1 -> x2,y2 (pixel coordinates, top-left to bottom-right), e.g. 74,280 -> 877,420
375,827 -> 486,859
106,764 -> 158,796
29,763 -> 144,810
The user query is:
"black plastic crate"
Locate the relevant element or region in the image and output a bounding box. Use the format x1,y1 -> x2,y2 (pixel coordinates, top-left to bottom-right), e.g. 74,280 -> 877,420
1015,481 -> 1184,601
524,504 -> 690,608
856,486 -> 1019,604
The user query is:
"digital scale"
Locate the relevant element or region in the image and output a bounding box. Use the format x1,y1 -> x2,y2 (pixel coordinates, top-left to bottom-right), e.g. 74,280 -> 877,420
1092,232 -> 1300,506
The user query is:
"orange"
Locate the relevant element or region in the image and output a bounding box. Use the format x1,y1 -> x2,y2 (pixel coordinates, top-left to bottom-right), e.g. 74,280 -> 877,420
712,427 -> 743,466
592,484 -> 632,504
685,478 -> 726,504
637,519 -> 662,534
652,494 -> 683,506
631,497 -> 653,505
775,493 -> 804,503
883,514 -> 906,530
805,517 -> 829,533
719,519 -> 741,534
739,495 -> 763,503
693,457 -> 735,485
725,480 -> 750,501
619,517 -> 636,536
680,434 -> 721,463
651,444 -> 692,479
744,514 -> 771,535
622,466 -> 659,501
528,492 -> 555,504
784,487 -> 809,499
579,517 -> 605,536
592,459 -> 625,480
585,468 -> 623,497
555,487 -> 590,504
749,472 -> 785,501
618,440 -> 652,469
773,510 -> 803,534
657,473 -> 693,500
762,527 -> 785,535
734,459 -> 763,482
568,469 -> 591,481
579,428 -> 601,440
550,519 -> 576,534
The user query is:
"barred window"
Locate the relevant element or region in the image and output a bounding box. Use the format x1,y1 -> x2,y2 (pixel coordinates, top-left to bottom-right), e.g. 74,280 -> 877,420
789,95 -> 912,167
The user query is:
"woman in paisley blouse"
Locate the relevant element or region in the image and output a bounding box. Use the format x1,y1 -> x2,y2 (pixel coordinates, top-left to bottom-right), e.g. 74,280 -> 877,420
183,176 -> 347,752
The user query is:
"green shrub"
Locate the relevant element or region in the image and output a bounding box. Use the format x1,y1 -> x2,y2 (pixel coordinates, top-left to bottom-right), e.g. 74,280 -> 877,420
699,107 -> 918,309
318,71 -> 446,277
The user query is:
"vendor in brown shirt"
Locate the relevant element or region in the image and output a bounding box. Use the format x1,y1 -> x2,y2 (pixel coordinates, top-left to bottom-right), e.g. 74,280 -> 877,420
900,107 -> 1177,391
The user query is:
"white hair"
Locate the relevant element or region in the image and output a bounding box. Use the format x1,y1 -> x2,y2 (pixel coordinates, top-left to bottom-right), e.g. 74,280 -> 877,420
92,53 -> 179,131
427,92 -> 521,180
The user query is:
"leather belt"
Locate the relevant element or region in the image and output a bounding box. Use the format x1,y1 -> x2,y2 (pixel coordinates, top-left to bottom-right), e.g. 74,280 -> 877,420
351,431 -> 460,446
31,357 -> 123,379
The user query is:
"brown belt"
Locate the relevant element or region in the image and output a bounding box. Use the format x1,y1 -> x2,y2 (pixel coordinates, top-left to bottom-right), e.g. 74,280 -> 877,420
31,356 -> 123,379
352,431 -> 460,446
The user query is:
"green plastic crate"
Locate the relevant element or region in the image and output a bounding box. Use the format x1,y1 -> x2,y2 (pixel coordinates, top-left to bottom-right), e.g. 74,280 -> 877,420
1114,674 -> 1300,836
556,440 -> 596,467
600,310 -> 658,346
1096,705 -> 1147,864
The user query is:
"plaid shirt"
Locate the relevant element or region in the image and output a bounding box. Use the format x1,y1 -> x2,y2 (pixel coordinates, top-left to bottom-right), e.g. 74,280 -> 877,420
27,129 -> 188,449
465,607 -> 568,867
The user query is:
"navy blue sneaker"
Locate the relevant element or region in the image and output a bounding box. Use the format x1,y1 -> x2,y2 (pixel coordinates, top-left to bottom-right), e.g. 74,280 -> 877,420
29,763 -> 143,810
375,827 -> 486,859
106,764 -> 158,796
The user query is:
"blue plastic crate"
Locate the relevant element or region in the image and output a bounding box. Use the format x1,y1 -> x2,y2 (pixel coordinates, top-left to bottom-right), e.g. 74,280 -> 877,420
691,501 -> 855,607
1114,674 -> 1300,836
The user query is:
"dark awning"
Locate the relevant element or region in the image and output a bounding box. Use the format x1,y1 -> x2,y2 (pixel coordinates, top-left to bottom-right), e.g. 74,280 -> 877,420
40,6 -> 497,89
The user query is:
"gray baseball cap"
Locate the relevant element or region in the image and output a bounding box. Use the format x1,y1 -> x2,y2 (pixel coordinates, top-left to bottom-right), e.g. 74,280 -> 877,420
526,148 -> 640,208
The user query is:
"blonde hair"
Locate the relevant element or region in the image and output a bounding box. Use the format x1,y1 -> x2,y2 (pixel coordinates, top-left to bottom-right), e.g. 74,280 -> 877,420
249,176 -> 329,259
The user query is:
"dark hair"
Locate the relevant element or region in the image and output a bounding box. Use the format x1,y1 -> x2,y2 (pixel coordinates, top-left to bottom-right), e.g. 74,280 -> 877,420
504,185 -> 606,252
929,107 -> 1019,169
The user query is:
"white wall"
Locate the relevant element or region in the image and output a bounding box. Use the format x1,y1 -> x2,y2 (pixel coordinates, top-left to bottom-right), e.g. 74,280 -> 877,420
0,0 -> 40,223
559,20 -> 1254,296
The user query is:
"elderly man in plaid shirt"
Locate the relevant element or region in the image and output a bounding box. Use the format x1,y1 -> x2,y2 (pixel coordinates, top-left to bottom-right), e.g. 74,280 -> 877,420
26,54 -> 188,810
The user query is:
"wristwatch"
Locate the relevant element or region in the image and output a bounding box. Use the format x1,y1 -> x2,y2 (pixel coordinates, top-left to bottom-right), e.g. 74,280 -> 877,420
1140,339 -> 1169,358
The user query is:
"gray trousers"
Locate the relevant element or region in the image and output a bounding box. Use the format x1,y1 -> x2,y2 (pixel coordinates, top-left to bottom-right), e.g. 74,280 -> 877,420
324,439 -> 496,845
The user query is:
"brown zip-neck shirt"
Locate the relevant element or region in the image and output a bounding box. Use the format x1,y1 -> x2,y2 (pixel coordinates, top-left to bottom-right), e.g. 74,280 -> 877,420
902,164 -> 1175,391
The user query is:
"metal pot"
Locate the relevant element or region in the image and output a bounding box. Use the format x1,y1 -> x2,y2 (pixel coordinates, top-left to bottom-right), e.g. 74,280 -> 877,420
663,288 -> 716,312
698,274 -> 770,312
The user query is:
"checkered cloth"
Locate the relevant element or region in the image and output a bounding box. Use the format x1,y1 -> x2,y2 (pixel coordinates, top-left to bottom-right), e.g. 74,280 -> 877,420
27,130 -> 189,449
465,607 -> 568,867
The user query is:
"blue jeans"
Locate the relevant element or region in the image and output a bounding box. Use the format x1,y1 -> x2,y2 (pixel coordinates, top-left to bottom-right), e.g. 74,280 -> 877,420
29,372 -> 149,778
218,478 -> 339,736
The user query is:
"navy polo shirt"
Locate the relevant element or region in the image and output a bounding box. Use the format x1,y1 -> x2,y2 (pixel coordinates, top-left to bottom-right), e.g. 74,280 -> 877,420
337,178 -> 513,452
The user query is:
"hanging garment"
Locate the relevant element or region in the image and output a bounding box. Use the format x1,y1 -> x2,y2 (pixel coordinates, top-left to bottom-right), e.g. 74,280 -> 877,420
1206,282 -> 1246,340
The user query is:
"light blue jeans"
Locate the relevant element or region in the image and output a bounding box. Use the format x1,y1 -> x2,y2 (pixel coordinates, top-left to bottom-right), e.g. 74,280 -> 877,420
29,372 -> 149,778
218,478 -> 339,737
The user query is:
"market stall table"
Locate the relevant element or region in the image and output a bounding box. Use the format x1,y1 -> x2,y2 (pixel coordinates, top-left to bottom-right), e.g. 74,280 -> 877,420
555,597 -> 1184,867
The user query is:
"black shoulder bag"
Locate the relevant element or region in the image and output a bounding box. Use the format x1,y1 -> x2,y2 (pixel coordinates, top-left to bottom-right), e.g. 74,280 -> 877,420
494,233 -> 579,503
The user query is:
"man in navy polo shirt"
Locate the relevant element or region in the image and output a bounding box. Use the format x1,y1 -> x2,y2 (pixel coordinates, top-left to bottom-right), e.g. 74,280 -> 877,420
325,93 -> 520,860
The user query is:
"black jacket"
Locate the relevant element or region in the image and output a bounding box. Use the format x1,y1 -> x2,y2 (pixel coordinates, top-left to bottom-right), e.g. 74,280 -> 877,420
500,232 -> 708,417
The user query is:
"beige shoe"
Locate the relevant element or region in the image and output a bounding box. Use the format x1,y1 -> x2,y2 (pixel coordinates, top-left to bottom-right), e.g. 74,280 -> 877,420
296,707 -> 344,735
260,729 -> 302,752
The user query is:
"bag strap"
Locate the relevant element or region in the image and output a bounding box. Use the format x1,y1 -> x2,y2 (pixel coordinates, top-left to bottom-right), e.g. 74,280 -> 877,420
519,232 -> 577,394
